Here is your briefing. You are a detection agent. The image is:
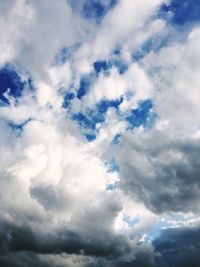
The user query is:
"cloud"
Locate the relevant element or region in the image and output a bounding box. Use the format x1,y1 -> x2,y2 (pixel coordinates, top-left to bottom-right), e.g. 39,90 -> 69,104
91,0 -> 164,57
0,0 -> 200,266
154,226 -> 200,267
111,25 -> 200,214
114,128 -> 200,213
0,0 -> 35,66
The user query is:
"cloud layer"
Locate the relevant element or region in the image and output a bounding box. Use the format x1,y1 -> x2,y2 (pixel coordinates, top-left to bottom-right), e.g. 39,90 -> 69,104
0,0 -> 200,266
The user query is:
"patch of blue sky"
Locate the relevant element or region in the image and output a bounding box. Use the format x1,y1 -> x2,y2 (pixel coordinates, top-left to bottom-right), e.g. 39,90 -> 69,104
72,108 -> 105,131
112,59 -> 128,74
140,219 -> 168,242
126,99 -> 156,129
64,60 -> 122,106
93,60 -> 111,74
106,181 -> 119,191
72,111 -> 100,141
26,77 -> 34,92
62,91 -> 76,108
77,73 -> 96,99
8,118 -> 32,137
69,0 -> 118,23
111,133 -> 122,145
133,36 -> 168,61
96,97 -> 123,113
0,65 -> 26,105
70,96 -> 124,141
53,43 -> 80,65
113,48 -> 121,55
159,0 -> 200,26
106,158 -> 119,173
72,112 -> 94,130
112,48 -> 129,73
63,64 -> 124,110
93,58 -> 128,75
64,60 -> 124,108
123,215 -> 140,228
84,133 -> 96,142
144,112 -> 157,129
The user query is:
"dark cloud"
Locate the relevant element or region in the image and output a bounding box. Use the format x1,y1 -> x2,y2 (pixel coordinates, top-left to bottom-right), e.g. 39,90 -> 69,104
0,220 -> 157,267
0,221 -> 126,257
116,130 -> 200,213
1,209 -> 171,267
154,227 -> 200,267
0,252 -> 51,267
30,185 -> 71,212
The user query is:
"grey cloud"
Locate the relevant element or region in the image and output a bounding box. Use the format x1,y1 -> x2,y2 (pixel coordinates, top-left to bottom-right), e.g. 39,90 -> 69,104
0,220 -> 156,267
30,185 -> 71,212
0,221 -> 121,256
0,252 -> 52,267
115,129 -> 200,213
153,226 -> 200,267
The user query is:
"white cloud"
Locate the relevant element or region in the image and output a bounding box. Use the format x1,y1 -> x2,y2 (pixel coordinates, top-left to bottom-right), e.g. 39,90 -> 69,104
0,0 -> 35,66
143,25 -> 200,133
82,63 -> 152,110
92,0 -> 165,57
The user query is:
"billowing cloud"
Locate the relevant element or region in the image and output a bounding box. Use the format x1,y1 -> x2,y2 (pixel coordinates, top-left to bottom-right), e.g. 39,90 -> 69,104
0,0 -> 200,266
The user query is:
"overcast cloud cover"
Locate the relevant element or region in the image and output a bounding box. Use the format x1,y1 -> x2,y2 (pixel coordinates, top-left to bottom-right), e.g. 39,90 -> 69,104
0,0 -> 200,266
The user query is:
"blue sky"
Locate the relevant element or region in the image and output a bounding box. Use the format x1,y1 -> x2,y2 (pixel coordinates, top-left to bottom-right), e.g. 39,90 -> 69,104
0,1 -> 200,266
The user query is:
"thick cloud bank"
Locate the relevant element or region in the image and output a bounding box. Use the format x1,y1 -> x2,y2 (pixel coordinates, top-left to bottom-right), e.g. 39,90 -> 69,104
0,0 -> 200,266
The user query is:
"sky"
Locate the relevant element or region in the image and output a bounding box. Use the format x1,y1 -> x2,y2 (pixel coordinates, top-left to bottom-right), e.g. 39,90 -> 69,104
0,0 -> 200,266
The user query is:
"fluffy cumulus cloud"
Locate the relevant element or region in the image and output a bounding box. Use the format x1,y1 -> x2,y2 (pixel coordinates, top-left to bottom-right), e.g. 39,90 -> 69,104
0,0 -> 200,266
